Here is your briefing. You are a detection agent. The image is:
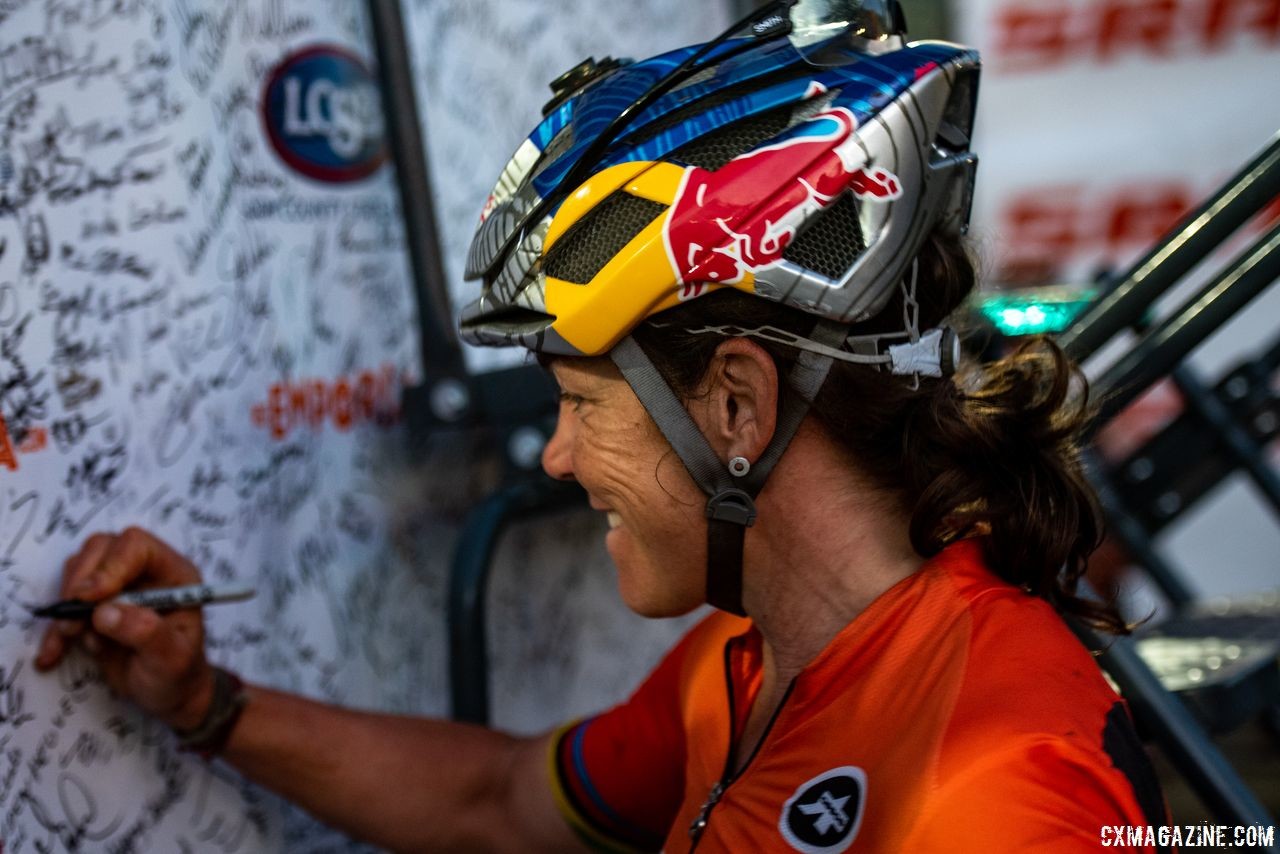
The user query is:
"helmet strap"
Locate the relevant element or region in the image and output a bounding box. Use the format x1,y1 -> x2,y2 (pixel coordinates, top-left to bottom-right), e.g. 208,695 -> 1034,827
609,319 -> 846,616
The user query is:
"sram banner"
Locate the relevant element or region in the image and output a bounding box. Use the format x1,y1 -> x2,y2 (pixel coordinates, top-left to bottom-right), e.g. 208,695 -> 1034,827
993,0 -> 1278,71
954,0 -> 1280,285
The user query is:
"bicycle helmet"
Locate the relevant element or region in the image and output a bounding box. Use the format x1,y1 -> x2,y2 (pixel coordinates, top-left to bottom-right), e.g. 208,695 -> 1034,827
460,0 -> 981,615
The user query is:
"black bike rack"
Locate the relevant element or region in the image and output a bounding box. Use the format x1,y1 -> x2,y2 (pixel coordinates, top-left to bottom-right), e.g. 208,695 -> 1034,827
1062,133 -> 1280,829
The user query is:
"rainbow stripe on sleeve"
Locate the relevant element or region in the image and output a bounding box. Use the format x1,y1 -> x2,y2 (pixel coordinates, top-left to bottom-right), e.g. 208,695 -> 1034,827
546,719 -> 665,853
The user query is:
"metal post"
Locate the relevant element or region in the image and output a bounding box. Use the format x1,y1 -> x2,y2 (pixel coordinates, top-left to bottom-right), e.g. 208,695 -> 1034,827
1094,222 -> 1280,424
366,0 -> 466,377
1169,364 -> 1280,519
1061,133 -> 1280,362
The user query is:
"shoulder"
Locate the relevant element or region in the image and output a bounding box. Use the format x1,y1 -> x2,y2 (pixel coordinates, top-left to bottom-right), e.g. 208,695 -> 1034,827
933,540 -> 1114,714
924,541 -> 1125,764
905,734 -> 1160,853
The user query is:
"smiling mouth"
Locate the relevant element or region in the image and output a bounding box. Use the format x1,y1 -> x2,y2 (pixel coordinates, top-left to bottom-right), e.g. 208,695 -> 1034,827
606,511 -> 622,529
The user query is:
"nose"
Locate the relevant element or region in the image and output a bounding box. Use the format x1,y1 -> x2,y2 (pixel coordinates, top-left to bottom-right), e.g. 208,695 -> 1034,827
541,410 -> 576,482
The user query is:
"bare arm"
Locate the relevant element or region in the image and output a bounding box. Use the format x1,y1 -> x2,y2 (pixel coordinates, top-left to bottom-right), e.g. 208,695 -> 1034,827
35,528 -> 584,853
218,687 -> 578,852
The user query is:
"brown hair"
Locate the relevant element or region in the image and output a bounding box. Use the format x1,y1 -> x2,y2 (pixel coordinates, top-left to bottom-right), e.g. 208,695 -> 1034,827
632,231 -> 1125,634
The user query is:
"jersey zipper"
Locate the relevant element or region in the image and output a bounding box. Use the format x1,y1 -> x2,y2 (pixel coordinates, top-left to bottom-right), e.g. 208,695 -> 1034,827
687,642 -> 796,851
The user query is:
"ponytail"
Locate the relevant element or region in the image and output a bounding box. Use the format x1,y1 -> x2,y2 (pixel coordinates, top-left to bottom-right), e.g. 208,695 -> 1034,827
903,339 -> 1120,633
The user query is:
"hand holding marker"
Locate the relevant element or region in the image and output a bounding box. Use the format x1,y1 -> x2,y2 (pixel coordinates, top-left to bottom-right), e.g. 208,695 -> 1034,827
32,584 -> 256,620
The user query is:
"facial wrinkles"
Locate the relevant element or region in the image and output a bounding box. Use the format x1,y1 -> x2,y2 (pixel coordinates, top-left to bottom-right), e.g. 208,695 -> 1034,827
555,361 -> 700,514
582,390 -> 678,513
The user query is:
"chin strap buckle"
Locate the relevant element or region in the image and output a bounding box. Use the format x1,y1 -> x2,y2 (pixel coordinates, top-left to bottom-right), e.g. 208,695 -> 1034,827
706,489 -> 758,527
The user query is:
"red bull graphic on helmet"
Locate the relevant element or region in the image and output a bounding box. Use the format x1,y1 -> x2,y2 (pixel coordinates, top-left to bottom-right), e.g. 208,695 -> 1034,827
662,106 -> 902,300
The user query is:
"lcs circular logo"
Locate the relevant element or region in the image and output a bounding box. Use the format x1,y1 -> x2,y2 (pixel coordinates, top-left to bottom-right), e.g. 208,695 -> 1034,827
262,45 -> 387,182
779,767 -> 867,853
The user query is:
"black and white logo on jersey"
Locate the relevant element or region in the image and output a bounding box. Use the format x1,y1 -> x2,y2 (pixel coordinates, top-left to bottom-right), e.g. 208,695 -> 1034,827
778,766 -> 866,853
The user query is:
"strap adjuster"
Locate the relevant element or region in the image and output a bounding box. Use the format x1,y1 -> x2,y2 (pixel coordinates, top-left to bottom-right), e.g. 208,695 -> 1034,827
706,489 -> 757,527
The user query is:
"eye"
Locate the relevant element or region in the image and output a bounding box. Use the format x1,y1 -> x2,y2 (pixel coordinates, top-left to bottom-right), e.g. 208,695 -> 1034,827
558,391 -> 586,411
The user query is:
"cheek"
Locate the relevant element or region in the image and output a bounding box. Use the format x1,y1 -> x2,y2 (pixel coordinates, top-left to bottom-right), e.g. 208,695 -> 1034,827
652,448 -> 701,506
577,417 -> 662,482
573,431 -> 637,486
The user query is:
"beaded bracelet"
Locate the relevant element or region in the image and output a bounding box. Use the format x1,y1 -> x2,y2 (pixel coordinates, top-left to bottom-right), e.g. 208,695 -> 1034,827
174,667 -> 247,759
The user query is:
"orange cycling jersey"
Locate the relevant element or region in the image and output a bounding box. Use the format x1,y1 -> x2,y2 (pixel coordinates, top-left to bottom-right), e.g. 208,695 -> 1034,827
549,539 -> 1168,853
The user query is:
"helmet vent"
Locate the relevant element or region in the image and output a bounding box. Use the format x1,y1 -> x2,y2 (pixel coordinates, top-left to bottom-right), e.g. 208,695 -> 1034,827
532,126 -> 577,181
543,192 -> 667,284
669,101 -> 795,170
671,66 -> 718,92
782,192 -> 866,280
627,67 -> 816,152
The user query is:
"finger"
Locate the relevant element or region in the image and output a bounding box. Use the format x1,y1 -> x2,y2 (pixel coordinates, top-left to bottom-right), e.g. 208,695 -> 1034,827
54,618 -> 85,639
41,535 -> 115,663
61,532 -> 115,600
34,627 -> 66,671
76,527 -> 200,601
89,605 -> 157,697
34,620 -> 86,676
90,604 -> 209,721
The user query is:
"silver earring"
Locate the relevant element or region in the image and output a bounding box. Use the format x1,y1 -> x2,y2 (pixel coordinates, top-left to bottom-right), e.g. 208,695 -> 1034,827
729,456 -> 751,477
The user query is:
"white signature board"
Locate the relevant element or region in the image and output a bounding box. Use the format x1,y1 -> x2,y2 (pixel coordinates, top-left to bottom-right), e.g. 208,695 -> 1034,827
0,1 -> 420,849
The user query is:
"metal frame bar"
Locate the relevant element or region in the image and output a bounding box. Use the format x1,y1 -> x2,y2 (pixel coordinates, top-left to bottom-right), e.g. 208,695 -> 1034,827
366,0 -> 466,377
1093,221 -> 1280,424
1061,133 -> 1280,362
1168,362 -> 1280,520
1109,333 -> 1280,536
449,480 -> 584,724
1086,450 -> 1197,608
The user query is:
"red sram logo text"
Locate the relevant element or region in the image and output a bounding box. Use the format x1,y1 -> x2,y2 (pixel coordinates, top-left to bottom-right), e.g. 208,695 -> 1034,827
994,0 -> 1279,70
994,180 -> 1280,284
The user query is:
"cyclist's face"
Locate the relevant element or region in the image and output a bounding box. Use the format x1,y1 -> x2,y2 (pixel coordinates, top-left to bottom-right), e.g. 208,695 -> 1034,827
543,358 -> 705,617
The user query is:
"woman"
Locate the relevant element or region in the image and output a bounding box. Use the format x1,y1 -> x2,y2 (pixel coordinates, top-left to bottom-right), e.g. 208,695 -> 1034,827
37,2 -> 1168,850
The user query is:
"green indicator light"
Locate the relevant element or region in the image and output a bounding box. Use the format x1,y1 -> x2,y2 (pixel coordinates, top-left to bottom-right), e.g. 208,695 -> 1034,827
1001,308 -> 1025,329
974,286 -> 1098,336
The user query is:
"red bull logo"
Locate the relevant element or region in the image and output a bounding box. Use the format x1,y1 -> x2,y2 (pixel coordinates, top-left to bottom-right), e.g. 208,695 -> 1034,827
662,107 -> 901,299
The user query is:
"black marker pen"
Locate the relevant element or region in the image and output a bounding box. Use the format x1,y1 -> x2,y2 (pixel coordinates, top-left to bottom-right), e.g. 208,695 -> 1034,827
31,584 -> 256,620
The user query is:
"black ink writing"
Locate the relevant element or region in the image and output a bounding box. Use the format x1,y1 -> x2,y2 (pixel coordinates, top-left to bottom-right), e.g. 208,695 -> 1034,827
59,242 -> 155,281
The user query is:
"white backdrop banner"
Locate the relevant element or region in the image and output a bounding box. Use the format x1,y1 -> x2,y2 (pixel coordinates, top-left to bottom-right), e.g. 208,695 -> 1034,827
0,2 -> 420,850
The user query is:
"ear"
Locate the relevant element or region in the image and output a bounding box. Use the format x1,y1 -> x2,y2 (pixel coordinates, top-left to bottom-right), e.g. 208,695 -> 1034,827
694,338 -> 779,464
